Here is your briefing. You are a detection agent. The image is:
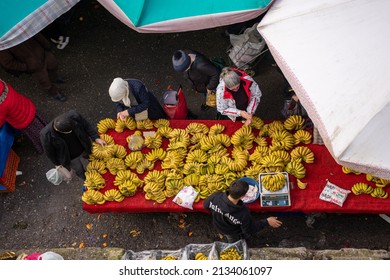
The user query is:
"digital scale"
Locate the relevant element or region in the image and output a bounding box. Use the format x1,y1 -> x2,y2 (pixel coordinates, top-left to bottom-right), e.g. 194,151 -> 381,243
259,172 -> 291,207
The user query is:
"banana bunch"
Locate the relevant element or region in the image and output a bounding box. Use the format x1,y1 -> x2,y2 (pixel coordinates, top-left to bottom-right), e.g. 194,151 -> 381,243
294,130 -> 312,145
194,252 -> 208,260
215,133 -> 231,147
124,117 -> 137,130
161,151 -> 185,169
164,172 -> 184,197
99,134 -> 115,145
208,123 -> 225,136
198,163 -> 215,175
124,151 -> 143,169
86,160 -> 107,174
250,116 -> 264,130
154,118 -> 170,128
269,141 -> 286,152
259,123 -> 269,137
136,119 -> 154,130
215,163 -> 230,175
199,135 -> 218,151
114,170 -> 143,188
244,164 -> 265,180
190,133 -> 204,145
261,173 -> 286,192
144,182 -> 166,203
270,130 -> 295,150
186,149 -> 208,163
259,155 -> 285,173
285,160 -> 306,179
253,135 -> 268,147
183,162 -> 201,175
230,125 -> 254,150
371,187 -> 388,199
365,174 -> 390,187
342,166 -> 361,175
106,158 -> 126,175
115,118 -> 128,133
91,143 -> 115,160
144,133 -> 162,149
351,182 -> 373,195
296,178 -> 308,189
166,140 -> 188,151
97,118 -> 116,134
118,180 -> 139,197
226,157 -> 247,172
207,155 -> 222,165
284,115 -> 305,131
126,134 -> 145,151
144,170 -> 166,186
267,121 -> 285,134
160,256 -> 177,260
290,146 -> 315,163
82,189 -> 106,205
156,126 -> 173,138
145,148 -> 166,162
135,158 -> 154,174
249,146 -> 269,163
84,170 -> 106,190
270,150 -> 291,165
186,122 -> 209,135
219,247 -> 243,260
112,144 -> 127,159
224,172 -> 238,186
103,189 -> 125,202
169,128 -> 190,144
183,173 -> 200,186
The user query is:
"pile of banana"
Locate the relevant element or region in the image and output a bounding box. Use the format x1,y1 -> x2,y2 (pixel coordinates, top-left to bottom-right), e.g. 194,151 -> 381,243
341,166 -> 361,175
160,255 -> 177,260
351,182 -> 388,199
194,252 -> 208,260
84,115 -> 317,205
104,189 -> 125,202
82,189 -> 106,205
261,173 -> 286,192
219,247 -> 243,260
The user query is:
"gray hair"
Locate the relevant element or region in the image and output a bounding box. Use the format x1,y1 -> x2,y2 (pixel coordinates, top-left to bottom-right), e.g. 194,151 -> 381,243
220,67 -> 240,88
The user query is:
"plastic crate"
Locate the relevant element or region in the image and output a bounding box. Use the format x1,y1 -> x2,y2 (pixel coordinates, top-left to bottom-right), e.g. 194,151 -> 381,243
0,149 -> 20,192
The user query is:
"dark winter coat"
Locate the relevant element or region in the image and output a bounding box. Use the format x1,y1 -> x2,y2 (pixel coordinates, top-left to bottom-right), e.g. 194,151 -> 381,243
182,50 -> 220,93
204,191 -> 268,237
113,79 -> 166,120
40,110 -> 99,169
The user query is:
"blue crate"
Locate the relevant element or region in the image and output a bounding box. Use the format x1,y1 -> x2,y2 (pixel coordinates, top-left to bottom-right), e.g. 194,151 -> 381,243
0,123 -> 15,176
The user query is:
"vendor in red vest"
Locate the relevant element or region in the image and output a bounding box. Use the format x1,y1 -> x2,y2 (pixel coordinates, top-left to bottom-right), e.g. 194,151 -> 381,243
0,79 -> 46,154
216,67 -> 262,126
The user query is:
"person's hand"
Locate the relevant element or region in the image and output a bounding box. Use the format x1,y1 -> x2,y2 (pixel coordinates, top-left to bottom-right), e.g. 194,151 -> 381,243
117,110 -> 129,121
267,216 -> 283,228
292,94 -> 299,102
95,138 -> 107,147
207,89 -> 214,95
240,111 -> 252,125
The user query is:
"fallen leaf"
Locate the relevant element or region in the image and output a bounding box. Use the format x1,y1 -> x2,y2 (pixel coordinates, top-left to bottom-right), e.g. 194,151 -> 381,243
129,230 -> 141,237
79,242 -> 85,248
178,224 -> 185,229
86,224 -> 92,230
102,233 -> 108,238
102,242 -> 108,247
179,218 -> 185,224
188,232 -> 193,237
97,214 -> 101,220
217,233 -> 224,240
71,242 -> 77,247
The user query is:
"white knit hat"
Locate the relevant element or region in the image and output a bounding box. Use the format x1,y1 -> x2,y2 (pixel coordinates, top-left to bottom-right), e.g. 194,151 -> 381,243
109,78 -> 130,106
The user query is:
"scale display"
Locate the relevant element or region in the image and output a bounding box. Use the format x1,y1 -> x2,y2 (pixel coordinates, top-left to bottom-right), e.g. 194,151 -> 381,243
259,172 -> 291,207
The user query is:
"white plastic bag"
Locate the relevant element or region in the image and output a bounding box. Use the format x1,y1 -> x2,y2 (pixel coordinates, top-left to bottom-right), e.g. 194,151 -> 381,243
57,166 -> 72,183
172,186 -> 199,210
46,168 -> 62,185
38,251 -> 64,260
319,181 -> 350,207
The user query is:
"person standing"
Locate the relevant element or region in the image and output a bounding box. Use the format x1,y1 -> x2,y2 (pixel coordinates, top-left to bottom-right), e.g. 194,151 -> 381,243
172,49 -> 220,111
108,77 -> 166,121
40,110 -> 106,180
216,67 -> 262,126
204,179 -> 282,243
0,33 -> 67,102
0,79 -> 46,154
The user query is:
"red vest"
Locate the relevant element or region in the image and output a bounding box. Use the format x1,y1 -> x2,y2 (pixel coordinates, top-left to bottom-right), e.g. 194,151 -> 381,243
0,80 -> 36,129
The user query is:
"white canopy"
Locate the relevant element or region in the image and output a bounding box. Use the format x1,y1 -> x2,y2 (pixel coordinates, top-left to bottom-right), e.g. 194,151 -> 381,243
258,0 -> 390,179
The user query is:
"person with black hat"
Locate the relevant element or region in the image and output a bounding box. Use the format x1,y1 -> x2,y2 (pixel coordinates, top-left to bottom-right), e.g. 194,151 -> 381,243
40,110 -> 106,180
172,49 -> 220,111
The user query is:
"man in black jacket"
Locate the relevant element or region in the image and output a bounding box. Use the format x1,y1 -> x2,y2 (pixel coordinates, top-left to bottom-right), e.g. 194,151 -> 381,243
172,49 -> 220,111
204,179 -> 282,243
40,110 -> 106,180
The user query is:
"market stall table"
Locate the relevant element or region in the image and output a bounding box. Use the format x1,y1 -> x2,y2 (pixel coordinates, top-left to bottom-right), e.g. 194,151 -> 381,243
83,120 -> 390,214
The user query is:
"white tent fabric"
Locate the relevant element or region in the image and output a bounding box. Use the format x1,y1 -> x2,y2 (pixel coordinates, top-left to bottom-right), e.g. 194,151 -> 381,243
258,0 -> 390,179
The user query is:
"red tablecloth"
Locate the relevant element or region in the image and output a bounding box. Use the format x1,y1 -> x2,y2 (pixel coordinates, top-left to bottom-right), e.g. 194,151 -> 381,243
83,120 -> 390,214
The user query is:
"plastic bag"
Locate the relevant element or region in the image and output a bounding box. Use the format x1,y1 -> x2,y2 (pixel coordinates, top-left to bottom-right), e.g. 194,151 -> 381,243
210,240 -> 250,260
122,249 -> 184,260
172,186 -> 199,210
46,168 -> 62,185
127,135 -> 145,151
319,181 -> 350,207
39,251 -> 64,260
182,243 -> 216,260
205,91 -> 216,107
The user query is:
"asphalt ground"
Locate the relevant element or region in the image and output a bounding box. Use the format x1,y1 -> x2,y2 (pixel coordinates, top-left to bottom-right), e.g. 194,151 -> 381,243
1,1 -> 390,254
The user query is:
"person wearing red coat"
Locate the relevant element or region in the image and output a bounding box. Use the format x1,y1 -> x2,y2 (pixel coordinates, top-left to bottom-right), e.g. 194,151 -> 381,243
0,79 -> 46,153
